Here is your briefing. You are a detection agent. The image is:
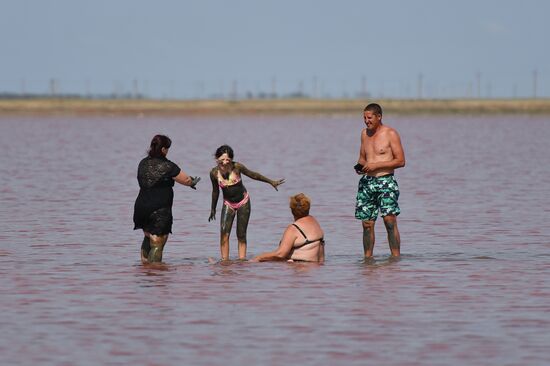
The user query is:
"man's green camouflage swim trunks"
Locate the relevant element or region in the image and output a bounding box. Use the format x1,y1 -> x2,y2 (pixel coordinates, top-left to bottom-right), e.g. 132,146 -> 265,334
355,174 -> 400,221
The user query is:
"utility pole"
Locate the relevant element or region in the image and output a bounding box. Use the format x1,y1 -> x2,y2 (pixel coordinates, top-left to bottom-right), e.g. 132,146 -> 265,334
170,81 -> 175,100
476,72 -> 481,98
533,69 -> 538,99
312,75 -> 318,99
112,81 -> 121,99
85,79 -> 91,98
133,79 -> 139,98
417,73 -> 423,99
198,81 -> 205,99
49,78 -> 58,96
361,75 -> 367,98
143,80 -> 149,99
230,80 -> 238,100
219,80 -> 225,99
271,77 -> 277,99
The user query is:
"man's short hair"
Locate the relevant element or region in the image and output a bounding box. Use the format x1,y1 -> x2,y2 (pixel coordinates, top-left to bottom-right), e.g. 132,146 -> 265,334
364,103 -> 383,116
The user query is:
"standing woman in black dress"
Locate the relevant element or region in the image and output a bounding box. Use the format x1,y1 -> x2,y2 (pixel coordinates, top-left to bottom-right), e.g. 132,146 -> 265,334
133,135 -> 200,263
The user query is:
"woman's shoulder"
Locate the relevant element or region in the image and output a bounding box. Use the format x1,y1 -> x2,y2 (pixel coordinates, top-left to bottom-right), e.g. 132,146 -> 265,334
296,216 -> 323,231
159,157 -> 179,168
283,223 -> 300,238
142,156 -> 170,163
138,156 -> 155,167
165,157 -> 178,164
287,222 -> 299,230
296,215 -> 317,224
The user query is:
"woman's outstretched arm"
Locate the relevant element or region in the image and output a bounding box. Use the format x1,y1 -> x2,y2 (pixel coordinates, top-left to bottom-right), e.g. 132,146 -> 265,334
236,162 -> 285,191
174,170 -> 200,189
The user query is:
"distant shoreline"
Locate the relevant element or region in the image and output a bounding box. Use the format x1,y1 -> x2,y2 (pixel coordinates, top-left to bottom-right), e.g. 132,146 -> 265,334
1,98 -> 550,116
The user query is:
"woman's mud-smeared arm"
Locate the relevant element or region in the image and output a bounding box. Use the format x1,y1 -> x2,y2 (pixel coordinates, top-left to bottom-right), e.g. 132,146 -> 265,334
209,169 -> 220,221
236,162 -> 285,191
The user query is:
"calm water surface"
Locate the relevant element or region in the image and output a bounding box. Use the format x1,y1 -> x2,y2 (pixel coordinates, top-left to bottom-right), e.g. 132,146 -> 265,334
1,114 -> 549,366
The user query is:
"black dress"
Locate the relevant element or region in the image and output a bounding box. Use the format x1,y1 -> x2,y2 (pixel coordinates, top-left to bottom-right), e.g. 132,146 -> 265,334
133,156 -> 181,235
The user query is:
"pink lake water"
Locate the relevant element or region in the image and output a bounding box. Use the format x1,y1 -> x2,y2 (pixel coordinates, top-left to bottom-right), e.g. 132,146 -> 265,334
1,113 -> 549,366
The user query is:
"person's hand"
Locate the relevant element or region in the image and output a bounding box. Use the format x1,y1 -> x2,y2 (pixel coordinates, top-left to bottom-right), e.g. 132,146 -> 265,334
271,178 -> 285,191
189,176 -> 201,190
363,163 -> 378,173
208,209 -> 216,222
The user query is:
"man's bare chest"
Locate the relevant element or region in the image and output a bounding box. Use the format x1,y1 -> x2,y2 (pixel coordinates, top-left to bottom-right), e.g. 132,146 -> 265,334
365,135 -> 391,156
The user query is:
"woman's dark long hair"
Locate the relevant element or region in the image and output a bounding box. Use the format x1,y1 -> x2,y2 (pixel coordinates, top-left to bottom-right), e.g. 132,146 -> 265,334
148,135 -> 172,158
214,144 -> 234,159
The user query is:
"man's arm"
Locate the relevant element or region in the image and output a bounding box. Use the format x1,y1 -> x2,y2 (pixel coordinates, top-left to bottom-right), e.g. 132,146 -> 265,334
356,129 -> 368,175
389,129 -> 406,168
236,162 -> 285,190
357,129 -> 367,166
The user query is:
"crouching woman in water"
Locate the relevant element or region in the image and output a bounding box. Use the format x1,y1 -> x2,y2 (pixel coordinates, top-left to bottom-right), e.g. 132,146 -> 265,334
252,193 -> 325,263
209,145 -> 285,260
133,135 -> 200,263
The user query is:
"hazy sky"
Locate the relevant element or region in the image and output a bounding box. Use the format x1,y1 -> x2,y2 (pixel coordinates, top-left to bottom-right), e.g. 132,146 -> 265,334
1,0 -> 549,99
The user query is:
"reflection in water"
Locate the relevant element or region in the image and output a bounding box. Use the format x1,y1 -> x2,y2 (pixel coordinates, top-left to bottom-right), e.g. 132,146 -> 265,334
137,263 -> 173,287
1,115 -> 549,365
362,254 -> 401,265
209,259 -> 252,277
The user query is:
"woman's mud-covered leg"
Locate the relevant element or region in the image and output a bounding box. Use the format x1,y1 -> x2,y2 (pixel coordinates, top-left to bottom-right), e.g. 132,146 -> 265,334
220,204 -> 236,260
140,233 -> 151,264
236,200 -> 251,260
147,234 -> 168,263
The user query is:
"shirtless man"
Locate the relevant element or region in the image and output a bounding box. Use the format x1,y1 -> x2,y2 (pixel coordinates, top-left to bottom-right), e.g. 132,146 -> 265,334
355,103 -> 405,258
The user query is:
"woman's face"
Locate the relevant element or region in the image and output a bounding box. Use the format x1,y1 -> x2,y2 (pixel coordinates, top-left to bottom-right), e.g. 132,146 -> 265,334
217,153 -> 232,169
161,147 -> 169,156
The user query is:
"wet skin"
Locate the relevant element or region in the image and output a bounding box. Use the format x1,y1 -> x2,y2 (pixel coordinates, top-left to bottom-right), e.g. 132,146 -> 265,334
209,159 -> 284,260
141,232 -> 168,263
219,199 -> 251,260
362,215 -> 400,258
140,236 -> 150,262
357,109 -> 405,258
